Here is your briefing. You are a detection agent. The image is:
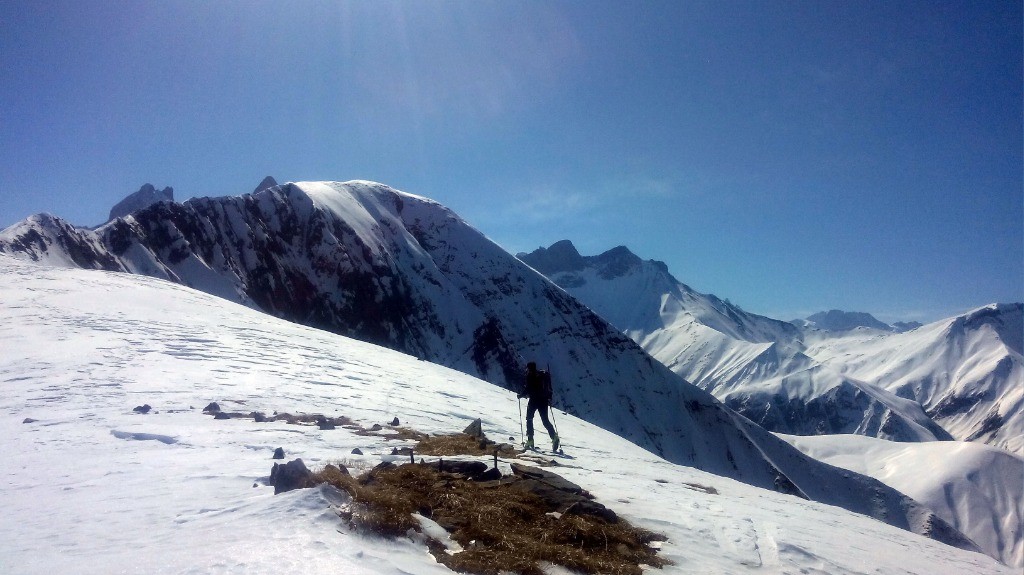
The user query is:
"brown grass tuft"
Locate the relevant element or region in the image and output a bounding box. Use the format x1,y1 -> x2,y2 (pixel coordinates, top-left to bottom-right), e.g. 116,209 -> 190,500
309,462 -> 669,575
414,433 -> 519,457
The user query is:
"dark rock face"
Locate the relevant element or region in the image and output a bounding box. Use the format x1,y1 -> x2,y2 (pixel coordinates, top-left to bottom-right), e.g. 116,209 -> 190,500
203,402 -> 221,413
270,459 -> 312,494
272,447 -> 285,460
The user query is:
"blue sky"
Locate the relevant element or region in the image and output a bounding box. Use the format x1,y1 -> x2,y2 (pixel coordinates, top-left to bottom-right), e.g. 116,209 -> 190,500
1,1 -> 1021,323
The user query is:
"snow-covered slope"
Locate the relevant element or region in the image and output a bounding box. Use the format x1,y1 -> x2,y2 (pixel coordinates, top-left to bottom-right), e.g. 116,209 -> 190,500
0,255 -> 1007,574
803,304 -> 1024,454
1,181 -> 974,530
781,433 -> 1024,568
519,241 -> 954,444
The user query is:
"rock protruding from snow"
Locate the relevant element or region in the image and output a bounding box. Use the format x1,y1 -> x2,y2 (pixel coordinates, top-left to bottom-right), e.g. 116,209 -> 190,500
252,176 -> 278,194
269,459 -> 312,494
108,184 -> 174,222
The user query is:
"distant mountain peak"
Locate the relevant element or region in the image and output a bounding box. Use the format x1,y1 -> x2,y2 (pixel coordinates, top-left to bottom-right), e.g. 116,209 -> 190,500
108,184 -> 174,222
805,309 -> 893,332
516,239 -> 586,275
252,176 -> 278,194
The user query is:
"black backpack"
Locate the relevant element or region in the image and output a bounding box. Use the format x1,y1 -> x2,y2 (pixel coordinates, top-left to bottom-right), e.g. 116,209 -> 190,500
539,369 -> 553,403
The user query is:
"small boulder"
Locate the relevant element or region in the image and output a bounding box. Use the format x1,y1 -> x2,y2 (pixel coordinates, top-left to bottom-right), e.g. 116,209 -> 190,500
272,447 -> 285,460
133,404 -> 152,414
323,463 -> 350,476
463,418 -> 484,439
317,417 -> 336,430
390,417 -> 400,426
438,460 -> 488,477
203,402 -> 221,413
474,467 -> 503,482
269,459 -> 312,494
22,418 -> 37,424
214,412 -> 231,420
351,448 -> 363,455
564,500 -> 618,523
252,412 -> 268,422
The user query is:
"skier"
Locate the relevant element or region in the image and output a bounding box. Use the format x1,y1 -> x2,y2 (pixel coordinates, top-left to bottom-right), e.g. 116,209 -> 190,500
518,362 -> 559,450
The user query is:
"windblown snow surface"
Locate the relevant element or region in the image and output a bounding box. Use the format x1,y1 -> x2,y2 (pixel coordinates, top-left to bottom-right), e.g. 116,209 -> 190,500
780,433 -> 1024,568
0,256 -> 1011,574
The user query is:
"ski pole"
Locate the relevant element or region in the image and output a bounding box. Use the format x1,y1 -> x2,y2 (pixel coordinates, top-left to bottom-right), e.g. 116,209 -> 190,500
518,397 -> 524,443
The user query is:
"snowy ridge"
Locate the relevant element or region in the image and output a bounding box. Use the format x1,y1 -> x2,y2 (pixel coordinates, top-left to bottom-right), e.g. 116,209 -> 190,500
0,182 -> 980,548
781,433 -> 1024,568
519,241 -> 954,443
803,303 -> 1024,454
0,255 -> 1008,574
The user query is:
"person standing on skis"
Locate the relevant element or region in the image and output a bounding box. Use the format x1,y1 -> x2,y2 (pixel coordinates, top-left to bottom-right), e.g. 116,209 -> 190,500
519,362 -> 559,450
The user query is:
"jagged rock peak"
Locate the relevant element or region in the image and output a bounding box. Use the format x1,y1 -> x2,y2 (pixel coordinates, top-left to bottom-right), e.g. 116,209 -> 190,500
252,176 -> 279,194
517,239 -> 587,275
108,184 -> 174,222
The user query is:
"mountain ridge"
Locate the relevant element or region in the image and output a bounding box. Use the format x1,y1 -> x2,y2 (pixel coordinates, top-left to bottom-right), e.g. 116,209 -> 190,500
519,240 -> 1021,454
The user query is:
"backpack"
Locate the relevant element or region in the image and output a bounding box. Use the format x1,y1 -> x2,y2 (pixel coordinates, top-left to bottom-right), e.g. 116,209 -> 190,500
539,369 -> 553,403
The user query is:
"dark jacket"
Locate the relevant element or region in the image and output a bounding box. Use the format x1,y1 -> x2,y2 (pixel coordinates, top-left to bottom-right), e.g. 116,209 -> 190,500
522,368 -> 551,404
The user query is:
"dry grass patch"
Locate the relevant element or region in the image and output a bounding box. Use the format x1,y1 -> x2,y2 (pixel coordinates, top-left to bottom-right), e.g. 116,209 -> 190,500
311,462 -> 669,575
414,432 -> 519,457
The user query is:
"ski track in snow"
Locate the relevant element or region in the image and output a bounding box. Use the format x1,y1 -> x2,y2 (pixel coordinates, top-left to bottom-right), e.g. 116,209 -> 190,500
0,255 -> 1014,575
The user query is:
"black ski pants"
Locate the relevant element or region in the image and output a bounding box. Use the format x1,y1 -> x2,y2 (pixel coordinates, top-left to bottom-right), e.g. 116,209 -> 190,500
526,398 -> 555,439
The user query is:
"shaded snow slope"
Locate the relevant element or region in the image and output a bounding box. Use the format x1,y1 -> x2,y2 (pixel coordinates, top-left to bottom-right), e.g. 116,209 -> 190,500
519,241 -> 953,444
0,255 -> 1006,574
781,434 -> 1024,568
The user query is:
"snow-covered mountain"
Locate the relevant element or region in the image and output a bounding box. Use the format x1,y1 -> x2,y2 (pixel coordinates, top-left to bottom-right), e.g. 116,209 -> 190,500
0,254 -> 1009,573
518,241 -> 958,444
802,304 -> 1023,455
0,182 -> 980,548
781,433 -> 1024,568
